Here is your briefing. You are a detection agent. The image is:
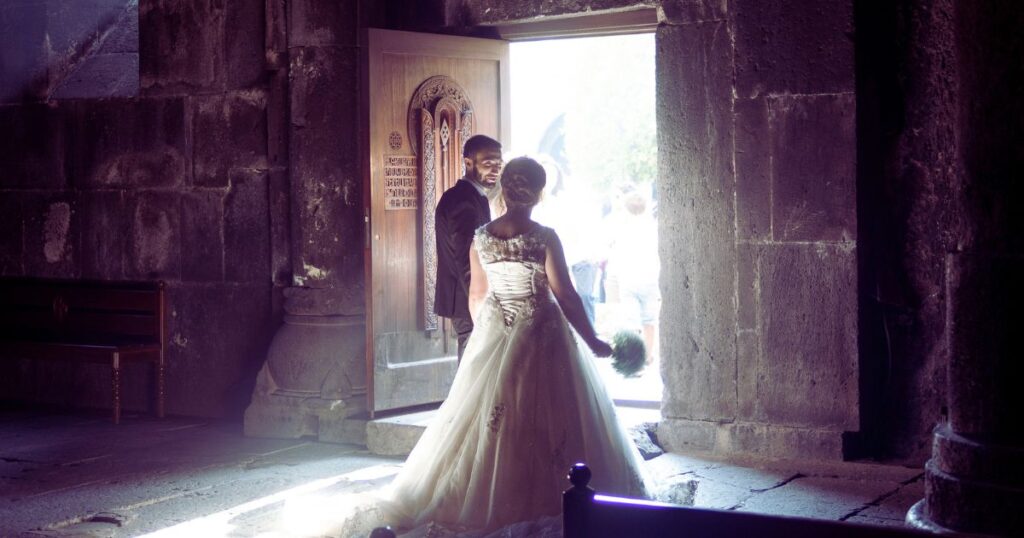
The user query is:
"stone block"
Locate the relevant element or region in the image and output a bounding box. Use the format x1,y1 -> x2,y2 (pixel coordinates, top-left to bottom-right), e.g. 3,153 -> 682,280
288,0 -> 357,47
764,424 -> 844,460
22,193 -> 79,278
0,194 -> 24,275
658,417 -> 717,453
736,330 -> 758,420
180,190 -> 223,281
734,97 -> 771,241
657,22 -> 737,421
140,0 -> 224,94
165,282 -> 274,417
0,103 -> 66,188
225,169 -> 270,283
67,97 -> 189,189
759,243 -> 858,429
454,0 -> 648,25
769,93 -> 856,242
79,190 -> 127,279
192,92 -> 268,187
0,1 -> 48,102
127,191 -> 180,279
225,0 -> 267,89
736,243 -> 757,330
51,53 -> 140,100
45,0 -> 130,59
732,0 -> 854,97
660,0 -> 727,24
97,2 -> 139,54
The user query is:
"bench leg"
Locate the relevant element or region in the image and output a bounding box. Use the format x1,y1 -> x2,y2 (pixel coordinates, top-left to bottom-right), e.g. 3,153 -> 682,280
156,352 -> 165,419
112,352 -> 121,425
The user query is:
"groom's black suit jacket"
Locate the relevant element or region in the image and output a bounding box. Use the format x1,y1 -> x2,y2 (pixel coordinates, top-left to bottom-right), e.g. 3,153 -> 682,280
435,179 -> 491,320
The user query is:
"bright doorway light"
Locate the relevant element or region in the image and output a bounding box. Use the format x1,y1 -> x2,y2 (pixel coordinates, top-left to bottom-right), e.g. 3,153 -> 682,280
510,34 -> 661,408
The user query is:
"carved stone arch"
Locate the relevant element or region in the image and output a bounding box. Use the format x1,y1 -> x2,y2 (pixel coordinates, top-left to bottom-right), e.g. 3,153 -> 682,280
410,76 -> 476,330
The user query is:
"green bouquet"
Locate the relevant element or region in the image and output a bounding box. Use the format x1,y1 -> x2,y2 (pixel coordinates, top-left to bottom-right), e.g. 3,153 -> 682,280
611,330 -> 647,378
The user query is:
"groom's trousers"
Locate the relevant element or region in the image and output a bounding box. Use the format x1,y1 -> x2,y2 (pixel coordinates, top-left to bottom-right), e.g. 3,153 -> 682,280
452,316 -> 473,362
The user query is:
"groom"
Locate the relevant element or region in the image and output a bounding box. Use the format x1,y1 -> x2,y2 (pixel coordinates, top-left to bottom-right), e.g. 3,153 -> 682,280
434,134 -> 503,360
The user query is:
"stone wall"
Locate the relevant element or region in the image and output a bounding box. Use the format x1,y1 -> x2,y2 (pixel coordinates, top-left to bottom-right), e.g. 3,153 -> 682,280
453,0 -> 865,461
0,0 -> 139,101
0,0 -> 277,418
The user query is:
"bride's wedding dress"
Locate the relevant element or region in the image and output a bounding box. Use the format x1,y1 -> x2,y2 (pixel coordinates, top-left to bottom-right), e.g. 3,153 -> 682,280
338,225 -> 649,536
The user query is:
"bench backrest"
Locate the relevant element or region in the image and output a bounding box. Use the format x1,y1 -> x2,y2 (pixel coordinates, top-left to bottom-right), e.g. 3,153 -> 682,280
0,278 -> 165,344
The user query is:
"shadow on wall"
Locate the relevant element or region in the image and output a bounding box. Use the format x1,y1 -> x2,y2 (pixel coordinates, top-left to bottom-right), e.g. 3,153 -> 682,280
0,0 -> 139,103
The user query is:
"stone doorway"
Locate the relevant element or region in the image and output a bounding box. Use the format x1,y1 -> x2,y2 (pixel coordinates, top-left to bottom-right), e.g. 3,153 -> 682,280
509,33 -> 662,411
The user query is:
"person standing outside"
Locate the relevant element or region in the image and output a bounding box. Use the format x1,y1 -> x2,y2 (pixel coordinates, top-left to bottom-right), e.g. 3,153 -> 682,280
434,135 -> 503,360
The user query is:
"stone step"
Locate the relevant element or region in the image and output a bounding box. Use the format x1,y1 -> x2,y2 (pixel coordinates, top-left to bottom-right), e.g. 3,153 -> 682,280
366,409 -> 437,456
366,407 -> 661,457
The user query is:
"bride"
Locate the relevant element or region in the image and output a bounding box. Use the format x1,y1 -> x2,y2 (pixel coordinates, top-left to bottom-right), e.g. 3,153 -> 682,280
343,157 -> 650,536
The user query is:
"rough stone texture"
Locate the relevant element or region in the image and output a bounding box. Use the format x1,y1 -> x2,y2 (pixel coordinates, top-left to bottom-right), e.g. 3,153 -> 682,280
67,97 -> 190,189
79,190 -> 128,279
733,97 -> 770,242
657,21 -> 737,422
0,195 -> 23,276
288,45 -> 363,307
758,243 -> 857,429
739,476 -> 901,519
224,0 -> 266,89
288,0 -> 358,47
140,0 -> 224,94
855,0 -> 956,464
448,0 -> 654,25
22,193 -> 79,278
51,53 -> 140,100
179,189 -> 223,281
732,0 -> 854,97
192,91 -> 269,187
0,1 -> 48,101
127,191 -> 181,279
0,103 -> 66,189
225,169 -> 271,283
659,0 -> 727,24
165,283 -> 274,417
769,93 -> 856,242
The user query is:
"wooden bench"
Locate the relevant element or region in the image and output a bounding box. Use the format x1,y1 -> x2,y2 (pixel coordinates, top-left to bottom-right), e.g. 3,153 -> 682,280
0,278 -> 166,424
563,463 -> 932,538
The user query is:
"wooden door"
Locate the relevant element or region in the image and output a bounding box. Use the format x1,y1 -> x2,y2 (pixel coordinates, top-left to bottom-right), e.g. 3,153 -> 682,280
364,29 -> 510,415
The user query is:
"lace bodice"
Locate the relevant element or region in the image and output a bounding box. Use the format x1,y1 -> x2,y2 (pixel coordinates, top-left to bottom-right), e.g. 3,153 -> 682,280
474,225 -> 553,326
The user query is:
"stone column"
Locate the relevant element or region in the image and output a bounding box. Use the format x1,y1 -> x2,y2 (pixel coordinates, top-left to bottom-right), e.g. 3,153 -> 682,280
907,1 -> 1024,535
244,0 -> 368,444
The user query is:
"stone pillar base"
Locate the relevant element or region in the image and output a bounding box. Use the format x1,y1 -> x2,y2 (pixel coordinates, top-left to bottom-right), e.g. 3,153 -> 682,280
243,379 -> 366,445
243,309 -> 367,445
908,424 -> 1024,536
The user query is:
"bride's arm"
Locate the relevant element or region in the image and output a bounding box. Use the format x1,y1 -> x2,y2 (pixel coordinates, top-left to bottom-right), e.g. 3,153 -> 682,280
468,245 -> 488,324
546,232 -> 613,357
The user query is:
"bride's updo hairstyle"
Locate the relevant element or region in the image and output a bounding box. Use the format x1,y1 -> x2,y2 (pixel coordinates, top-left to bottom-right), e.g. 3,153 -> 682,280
500,157 -> 547,210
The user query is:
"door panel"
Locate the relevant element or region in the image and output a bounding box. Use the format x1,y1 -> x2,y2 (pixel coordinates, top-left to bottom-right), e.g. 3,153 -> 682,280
365,29 -> 510,414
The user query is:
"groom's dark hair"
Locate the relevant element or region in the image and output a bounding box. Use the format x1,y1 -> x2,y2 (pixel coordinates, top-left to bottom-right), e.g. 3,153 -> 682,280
463,134 -> 502,158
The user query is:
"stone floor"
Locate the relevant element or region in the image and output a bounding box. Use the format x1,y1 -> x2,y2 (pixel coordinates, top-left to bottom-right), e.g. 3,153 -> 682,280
0,405 -> 925,537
